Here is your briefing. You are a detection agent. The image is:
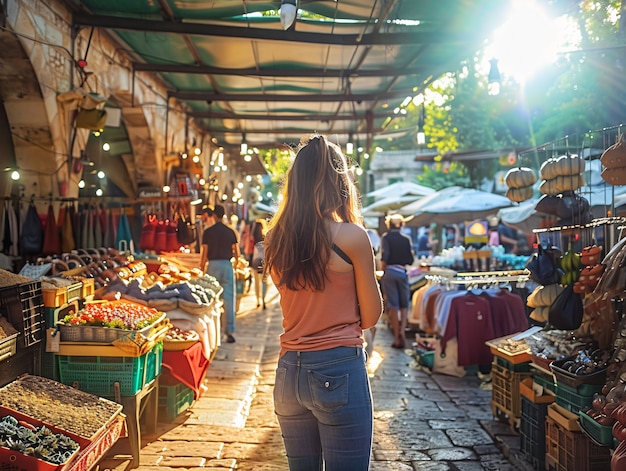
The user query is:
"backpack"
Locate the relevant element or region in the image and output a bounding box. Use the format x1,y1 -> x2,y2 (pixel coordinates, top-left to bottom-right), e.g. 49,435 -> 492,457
251,241 -> 265,273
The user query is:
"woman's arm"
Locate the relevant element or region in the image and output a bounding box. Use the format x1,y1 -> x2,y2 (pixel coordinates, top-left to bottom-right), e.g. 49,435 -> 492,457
339,224 -> 383,330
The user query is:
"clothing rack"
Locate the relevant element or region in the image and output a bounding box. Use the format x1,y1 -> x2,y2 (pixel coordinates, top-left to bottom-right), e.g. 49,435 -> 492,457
425,269 -> 530,287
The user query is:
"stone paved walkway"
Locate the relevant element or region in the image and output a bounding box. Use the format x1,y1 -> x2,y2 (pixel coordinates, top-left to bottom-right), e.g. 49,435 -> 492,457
98,281 -> 530,471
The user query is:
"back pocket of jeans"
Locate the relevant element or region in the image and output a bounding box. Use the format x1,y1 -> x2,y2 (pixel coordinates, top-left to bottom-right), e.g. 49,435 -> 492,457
307,370 -> 349,412
273,367 -> 287,405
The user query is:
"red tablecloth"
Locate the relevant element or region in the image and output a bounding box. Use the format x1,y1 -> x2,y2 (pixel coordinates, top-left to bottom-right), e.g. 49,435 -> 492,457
162,341 -> 209,399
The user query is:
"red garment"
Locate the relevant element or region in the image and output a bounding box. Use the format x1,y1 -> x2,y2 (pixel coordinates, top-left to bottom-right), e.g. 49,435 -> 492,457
496,290 -> 530,333
440,293 -> 494,366
162,342 -> 210,399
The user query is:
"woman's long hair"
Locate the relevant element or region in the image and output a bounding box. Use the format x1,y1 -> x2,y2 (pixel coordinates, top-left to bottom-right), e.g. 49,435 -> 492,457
265,134 -> 362,291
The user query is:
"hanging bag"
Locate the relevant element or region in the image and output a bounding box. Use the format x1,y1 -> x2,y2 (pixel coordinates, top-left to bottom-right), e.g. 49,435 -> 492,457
525,244 -> 562,286
548,283 -> 584,330
139,214 -> 158,251
20,203 -> 43,256
251,241 -> 265,273
176,213 -> 196,245
42,203 -> 61,256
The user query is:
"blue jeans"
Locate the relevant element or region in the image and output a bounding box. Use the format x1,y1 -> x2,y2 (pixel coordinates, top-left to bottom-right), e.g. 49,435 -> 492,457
207,259 -> 235,334
274,347 -> 373,471
380,268 -> 410,309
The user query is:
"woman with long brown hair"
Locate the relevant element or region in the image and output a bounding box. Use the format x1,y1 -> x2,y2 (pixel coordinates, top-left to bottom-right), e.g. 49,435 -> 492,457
265,134 -> 382,470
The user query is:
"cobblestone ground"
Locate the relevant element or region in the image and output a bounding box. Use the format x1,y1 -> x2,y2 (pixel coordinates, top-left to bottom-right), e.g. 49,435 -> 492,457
98,281 -> 529,471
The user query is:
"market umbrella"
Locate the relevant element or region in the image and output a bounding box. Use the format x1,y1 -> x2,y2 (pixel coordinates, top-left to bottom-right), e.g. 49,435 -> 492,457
497,199 -> 557,234
361,194 -> 422,217
404,187 -> 512,226
366,181 -> 435,199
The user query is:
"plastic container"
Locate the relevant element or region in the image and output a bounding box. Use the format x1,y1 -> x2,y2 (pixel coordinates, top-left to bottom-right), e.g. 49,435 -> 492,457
550,357 -> 607,388
0,281 -> 44,347
555,382 -> 601,414
520,395 -> 550,470
491,360 -> 533,418
495,354 -> 532,372
0,333 -> 18,362
57,341 -> 163,397
545,410 -> 611,471
578,410 -> 614,447
159,382 -> 195,422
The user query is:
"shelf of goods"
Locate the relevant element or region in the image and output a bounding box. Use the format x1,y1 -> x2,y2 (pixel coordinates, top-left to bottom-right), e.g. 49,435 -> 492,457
0,375 -> 125,471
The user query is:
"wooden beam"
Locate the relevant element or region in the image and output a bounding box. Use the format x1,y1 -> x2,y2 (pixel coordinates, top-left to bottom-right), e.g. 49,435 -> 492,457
189,111 -> 391,121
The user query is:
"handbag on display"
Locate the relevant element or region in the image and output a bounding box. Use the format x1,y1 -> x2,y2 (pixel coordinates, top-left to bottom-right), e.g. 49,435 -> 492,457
548,283 -> 584,330
176,213 -> 196,245
525,244 -> 562,286
20,203 -> 43,256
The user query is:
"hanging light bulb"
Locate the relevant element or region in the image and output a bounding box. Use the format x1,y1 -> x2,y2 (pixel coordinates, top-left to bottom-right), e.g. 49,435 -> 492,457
488,58 -> 501,96
163,185 -> 171,193
192,155 -> 200,163
240,133 -> 248,155
78,179 -> 85,189
102,142 -> 110,152
10,170 -> 20,181
97,170 -> 105,179
280,0 -> 297,30
95,188 -> 103,196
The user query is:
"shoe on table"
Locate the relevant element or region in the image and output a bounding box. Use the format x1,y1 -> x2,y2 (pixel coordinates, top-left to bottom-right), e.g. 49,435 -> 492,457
226,334 -> 236,343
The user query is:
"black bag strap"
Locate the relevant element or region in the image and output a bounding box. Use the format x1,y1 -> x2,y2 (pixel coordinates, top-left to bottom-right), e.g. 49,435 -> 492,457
332,243 -> 353,265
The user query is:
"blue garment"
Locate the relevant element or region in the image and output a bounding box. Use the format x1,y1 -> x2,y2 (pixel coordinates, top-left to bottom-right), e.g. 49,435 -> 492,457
380,267 -> 410,309
274,346 -> 373,471
207,259 -> 236,334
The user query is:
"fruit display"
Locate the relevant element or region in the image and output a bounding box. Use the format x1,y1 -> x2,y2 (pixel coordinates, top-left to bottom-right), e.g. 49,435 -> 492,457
60,300 -> 163,330
165,326 -> 199,342
560,247 -> 581,286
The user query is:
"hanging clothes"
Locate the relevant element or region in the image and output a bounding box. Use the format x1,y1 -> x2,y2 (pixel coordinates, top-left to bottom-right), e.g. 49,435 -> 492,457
3,200 -> 18,257
42,203 -> 61,256
61,204 -> 76,253
93,207 -> 103,248
116,210 -> 134,252
103,208 -> 116,248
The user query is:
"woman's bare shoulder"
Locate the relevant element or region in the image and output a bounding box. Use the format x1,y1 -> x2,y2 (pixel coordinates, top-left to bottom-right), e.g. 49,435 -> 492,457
335,222 -> 369,246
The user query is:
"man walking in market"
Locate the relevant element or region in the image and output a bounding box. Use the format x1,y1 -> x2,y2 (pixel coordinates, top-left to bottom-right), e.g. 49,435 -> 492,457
200,204 -> 240,343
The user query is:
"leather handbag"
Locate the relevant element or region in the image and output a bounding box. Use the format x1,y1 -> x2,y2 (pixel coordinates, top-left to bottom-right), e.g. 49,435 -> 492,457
548,283 -> 584,330
176,213 -> 196,245
526,244 -> 562,286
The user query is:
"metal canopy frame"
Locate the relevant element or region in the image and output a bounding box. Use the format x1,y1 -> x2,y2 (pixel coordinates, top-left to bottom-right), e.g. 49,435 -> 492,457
65,0 -> 507,151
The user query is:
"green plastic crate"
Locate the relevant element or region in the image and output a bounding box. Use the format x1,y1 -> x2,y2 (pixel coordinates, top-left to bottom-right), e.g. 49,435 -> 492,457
495,355 -> 531,372
57,341 -> 162,397
159,382 -> 195,422
555,382 -> 601,414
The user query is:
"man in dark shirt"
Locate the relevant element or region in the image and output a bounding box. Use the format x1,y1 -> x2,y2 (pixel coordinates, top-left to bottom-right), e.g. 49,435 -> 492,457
497,221 -> 518,254
380,214 -> 415,349
200,204 -> 240,343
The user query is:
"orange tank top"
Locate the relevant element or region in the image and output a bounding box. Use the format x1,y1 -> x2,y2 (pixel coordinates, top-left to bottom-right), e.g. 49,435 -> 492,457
276,268 -> 363,357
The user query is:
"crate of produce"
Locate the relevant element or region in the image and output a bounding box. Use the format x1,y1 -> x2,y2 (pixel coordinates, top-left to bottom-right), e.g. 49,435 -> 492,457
44,301 -> 79,329
491,360 -> 533,418
63,414 -> 125,471
486,333 -> 532,364
159,382 -> 195,422
0,375 -> 123,442
520,394 -> 550,471
579,410 -> 614,447
0,280 -> 44,347
555,382 -> 602,414
42,286 -> 68,309
550,356 -> 607,389
58,341 -> 163,397
545,409 -> 611,471
0,406 -> 87,471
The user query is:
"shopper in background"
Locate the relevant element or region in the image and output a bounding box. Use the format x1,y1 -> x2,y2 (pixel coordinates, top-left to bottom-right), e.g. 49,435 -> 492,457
497,220 -> 518,254
265,134 -> 382,471
380,214 -> 415,349
200,204 -> 240,343
251,219 -> 267,309
416,226 -> 432,258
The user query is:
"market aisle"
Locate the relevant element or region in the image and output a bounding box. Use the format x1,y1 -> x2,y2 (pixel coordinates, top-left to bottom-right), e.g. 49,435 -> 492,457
99,279 -> 529,470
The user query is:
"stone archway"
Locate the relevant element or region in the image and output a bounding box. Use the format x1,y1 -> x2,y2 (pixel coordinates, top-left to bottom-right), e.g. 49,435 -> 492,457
0,24 -> 57,199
